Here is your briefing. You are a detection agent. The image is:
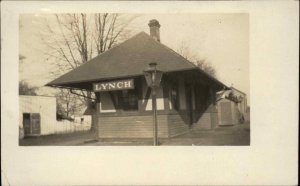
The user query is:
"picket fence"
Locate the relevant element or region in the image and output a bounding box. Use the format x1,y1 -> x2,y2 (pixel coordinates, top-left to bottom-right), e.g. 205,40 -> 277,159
49,120 -> 92,135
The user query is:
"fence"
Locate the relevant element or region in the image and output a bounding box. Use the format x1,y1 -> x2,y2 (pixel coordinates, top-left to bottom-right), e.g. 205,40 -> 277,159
49,120 -> 91,135
19,119 -> 92,139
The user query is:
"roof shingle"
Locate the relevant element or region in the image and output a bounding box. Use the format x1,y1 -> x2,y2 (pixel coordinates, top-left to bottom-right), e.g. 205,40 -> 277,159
47,32 -> 197,87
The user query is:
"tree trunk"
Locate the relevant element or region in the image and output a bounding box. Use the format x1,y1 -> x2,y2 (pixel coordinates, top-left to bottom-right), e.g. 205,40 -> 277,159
86,91 -> 97,133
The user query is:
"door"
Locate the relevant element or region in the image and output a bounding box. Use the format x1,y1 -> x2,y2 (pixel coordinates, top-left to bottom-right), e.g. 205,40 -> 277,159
31,113 -> 41,135
23,113 -> 31,136
23,113 -> 41,136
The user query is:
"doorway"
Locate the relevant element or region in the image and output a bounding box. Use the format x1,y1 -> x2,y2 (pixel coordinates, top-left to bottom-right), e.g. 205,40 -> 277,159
23,113 -> 41,136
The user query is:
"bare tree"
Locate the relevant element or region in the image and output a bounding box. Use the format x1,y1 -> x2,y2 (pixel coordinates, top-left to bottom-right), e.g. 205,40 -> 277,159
177,41 -> 197,61
56,88 -> 83,118
93,14 -> 133,54
41,13 -> 135,77
195,59 -> 216,78
40,13 -> 135,131
177,41 -> 217,78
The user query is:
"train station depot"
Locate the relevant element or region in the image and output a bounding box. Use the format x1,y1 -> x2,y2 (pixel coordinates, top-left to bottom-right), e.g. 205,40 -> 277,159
47,19 -> 246,139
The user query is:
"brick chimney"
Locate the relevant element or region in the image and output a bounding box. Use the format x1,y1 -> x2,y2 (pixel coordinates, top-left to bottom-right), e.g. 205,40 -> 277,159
148,19 -> 160,42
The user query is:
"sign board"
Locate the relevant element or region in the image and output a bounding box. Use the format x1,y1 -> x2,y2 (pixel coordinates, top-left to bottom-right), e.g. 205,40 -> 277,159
93,79 -> 134,92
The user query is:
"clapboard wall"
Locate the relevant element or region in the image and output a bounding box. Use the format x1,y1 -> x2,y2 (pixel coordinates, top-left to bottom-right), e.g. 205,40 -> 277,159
98,114 -> 168,138
168,112 -> 190,137
192,105 -> 219,130
95,75 -> 219,138
217,99 -> 240,126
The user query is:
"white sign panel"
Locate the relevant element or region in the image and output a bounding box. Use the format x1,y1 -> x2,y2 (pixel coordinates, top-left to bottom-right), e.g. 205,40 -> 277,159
93,79 -> 134,92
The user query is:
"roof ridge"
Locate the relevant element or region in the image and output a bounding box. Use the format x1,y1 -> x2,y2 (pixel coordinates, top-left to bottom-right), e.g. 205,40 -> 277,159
141,32 -> 198,69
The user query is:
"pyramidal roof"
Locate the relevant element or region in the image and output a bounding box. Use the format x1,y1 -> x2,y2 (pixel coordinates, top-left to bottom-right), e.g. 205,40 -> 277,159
46,32 -> 198,87
46,31 -> 227,90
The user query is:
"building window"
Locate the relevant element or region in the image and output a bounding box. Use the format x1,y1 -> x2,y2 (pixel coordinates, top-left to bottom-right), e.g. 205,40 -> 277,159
170,84 -> 179,110
120,89 -> 138,111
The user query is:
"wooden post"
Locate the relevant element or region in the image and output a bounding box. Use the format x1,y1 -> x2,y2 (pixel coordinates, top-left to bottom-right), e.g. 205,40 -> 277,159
152,88 -> 158,146
95,93 -> 100,140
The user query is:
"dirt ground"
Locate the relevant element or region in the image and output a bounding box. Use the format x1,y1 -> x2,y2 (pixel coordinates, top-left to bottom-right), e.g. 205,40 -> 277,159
19,122 -> 250,146
162,122 -> 250,146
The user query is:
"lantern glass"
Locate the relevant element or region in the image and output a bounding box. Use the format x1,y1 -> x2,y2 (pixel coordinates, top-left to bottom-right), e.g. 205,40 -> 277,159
143,62 -> 163,87
144,71 -> 153,87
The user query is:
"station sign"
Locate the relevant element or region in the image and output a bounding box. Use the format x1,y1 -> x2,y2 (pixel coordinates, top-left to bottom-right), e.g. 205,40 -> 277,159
93,79 -> 134,92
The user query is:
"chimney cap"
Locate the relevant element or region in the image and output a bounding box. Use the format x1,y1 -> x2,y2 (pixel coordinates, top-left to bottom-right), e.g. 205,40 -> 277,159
148,19 -> 160,28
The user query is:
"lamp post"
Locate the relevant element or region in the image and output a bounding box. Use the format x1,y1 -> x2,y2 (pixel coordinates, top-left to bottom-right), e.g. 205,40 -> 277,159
144,62 -> 163,146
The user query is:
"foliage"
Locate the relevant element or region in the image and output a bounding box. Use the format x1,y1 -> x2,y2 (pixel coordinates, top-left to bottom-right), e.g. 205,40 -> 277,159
19,80 -> 38,96
195,59 -> 216,78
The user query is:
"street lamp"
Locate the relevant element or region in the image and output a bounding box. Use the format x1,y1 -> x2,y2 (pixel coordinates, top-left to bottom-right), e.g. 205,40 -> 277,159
144,62 -> 163,146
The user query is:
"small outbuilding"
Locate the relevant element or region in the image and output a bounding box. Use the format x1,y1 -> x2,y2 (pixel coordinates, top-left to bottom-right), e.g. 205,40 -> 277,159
47,20 -> 229,138
19,95 -> 92,138
216,87 -> 247,126
19,95 -> 56,136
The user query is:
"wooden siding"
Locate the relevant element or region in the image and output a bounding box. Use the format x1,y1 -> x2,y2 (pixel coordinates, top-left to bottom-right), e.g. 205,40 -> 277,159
210,112 -> 219,129
95,74 -> 221,138
168,112 -> 190,137
192,112 -> 212,130
220,102 -> 232,125
98,114 -> 168,138
192,105 -> 218,130
217,99 -> 239,126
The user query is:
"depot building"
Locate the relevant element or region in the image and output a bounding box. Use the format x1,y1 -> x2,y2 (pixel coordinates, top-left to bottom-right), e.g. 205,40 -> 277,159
47,19 -> 229,138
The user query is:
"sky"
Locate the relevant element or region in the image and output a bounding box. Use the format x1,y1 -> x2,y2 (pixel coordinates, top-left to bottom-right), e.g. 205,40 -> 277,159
19,13 -> 249,100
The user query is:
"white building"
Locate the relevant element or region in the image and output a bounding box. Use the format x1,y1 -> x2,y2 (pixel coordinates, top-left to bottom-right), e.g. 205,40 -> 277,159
216,87 -> 248,126
19,95 -> 57,136
19,95 -> 92,138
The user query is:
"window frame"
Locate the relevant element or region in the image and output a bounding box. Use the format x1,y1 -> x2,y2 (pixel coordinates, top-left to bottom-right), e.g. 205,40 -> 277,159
119,88 -> 139,111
